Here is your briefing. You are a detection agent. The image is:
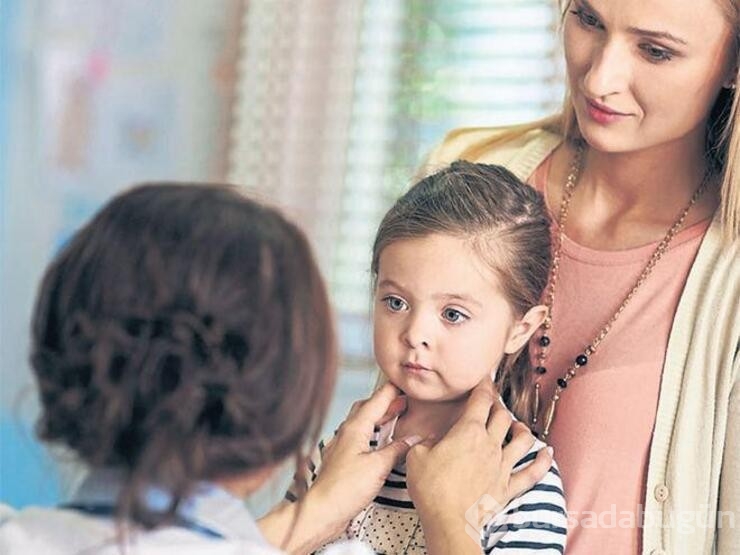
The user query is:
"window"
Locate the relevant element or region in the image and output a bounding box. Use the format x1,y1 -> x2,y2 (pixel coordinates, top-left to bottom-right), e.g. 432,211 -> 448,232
229,0 -> 564,366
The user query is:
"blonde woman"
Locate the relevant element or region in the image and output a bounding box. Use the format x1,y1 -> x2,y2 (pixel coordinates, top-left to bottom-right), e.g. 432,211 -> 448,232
414,0 -> 740,553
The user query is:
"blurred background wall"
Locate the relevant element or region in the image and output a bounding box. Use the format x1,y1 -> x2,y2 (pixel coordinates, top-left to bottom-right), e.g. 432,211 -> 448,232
0,0 -> 563,514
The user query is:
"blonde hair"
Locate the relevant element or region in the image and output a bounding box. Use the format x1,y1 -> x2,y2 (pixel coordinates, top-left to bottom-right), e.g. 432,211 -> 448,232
460,0 -> 740,241
716,0 -> 740,241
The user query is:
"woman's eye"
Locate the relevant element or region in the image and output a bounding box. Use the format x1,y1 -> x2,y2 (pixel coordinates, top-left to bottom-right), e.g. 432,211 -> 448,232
442,308 -> 468,324
570,8 -> 601,29
640,44 -> 673,62
383,296 -> 408,312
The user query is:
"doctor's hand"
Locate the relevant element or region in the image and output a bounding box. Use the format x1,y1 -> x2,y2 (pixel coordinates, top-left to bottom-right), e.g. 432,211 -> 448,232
259,382 -> 422,554
309,382 -> 423,530
405,379 -> 553,555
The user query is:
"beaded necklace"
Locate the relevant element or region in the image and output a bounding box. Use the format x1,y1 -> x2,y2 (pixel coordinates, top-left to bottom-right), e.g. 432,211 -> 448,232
532,141 -> 710,439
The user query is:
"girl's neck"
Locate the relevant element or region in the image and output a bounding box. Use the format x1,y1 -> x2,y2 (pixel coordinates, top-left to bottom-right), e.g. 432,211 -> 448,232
394,395 -> 468,440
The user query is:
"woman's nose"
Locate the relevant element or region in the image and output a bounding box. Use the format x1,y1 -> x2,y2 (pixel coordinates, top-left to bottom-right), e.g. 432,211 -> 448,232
582,39 -> 631,100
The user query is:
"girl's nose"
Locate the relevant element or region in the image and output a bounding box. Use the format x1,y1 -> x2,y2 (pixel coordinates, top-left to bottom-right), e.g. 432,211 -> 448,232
402,312 -> 431,349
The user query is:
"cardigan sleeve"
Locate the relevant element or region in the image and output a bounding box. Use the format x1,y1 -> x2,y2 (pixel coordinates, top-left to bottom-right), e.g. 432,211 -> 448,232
717,354 -> 740,554
420,126 -> 562,184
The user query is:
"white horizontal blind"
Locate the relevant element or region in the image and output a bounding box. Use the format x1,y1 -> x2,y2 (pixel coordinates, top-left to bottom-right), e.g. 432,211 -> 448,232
229,0 -> 365,276
229,0 -> 564,365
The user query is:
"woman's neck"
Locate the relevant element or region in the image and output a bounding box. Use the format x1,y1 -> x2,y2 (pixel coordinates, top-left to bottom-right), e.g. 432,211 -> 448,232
550,130 -> 719,249
583,135 -> 708,214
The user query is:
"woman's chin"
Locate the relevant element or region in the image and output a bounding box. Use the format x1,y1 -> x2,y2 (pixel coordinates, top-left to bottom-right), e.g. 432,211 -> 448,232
576,115 -> 638,154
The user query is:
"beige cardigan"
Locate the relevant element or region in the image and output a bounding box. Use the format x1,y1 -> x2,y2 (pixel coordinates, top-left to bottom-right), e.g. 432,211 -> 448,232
426,127 -> 740,555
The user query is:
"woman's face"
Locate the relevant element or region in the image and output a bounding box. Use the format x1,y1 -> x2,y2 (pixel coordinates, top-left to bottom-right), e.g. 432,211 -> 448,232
563,0 -> 737,154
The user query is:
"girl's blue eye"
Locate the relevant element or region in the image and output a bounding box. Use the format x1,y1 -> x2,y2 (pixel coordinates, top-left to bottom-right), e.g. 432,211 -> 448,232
442,308 -> 468,324
383,296 -> 408,312
570,8 -> 601,29
640,44 -> 673,62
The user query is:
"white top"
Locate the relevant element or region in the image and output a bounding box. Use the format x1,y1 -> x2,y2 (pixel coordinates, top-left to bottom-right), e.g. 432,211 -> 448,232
0,469 -> 372,555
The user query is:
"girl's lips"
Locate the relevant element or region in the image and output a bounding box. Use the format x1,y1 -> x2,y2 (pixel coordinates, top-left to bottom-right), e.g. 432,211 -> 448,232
585,98 -> 630,124
403,362 -> 431,373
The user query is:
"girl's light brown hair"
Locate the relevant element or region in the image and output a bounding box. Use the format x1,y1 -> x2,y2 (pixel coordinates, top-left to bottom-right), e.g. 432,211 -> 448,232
371,161 -> 551,420
31,183 -> 336,529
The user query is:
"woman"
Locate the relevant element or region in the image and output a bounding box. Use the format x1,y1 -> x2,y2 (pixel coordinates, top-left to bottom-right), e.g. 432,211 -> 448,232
421,0 -> 739,553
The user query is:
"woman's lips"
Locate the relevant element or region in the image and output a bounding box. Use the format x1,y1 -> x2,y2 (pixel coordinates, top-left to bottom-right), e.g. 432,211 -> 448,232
585,98 -> 630,124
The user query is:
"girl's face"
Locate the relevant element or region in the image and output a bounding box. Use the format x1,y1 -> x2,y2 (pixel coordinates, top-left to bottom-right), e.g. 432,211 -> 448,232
373,234 -> 541,403
564,0 -> 737,154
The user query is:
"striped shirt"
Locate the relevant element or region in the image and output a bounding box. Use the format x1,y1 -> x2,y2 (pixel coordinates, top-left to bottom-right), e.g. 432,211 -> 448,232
287,417 -> 567,554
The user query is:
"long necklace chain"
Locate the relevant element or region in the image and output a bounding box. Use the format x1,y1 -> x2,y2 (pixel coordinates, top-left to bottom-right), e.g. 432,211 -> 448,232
532,141 -> 710,440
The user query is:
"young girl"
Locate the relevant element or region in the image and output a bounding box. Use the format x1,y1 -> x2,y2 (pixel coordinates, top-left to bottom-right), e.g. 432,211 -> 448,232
290,162 -> 568,554
0,183 -> 380,554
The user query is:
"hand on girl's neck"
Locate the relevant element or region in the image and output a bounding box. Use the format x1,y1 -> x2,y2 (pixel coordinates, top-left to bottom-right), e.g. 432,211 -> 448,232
395,395 -> 468,441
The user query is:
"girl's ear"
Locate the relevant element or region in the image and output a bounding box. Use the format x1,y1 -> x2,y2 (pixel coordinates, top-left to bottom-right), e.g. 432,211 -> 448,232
504,305 -> 548,354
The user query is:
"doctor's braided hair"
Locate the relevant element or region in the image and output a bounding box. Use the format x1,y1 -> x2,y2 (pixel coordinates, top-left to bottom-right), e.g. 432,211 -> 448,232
30,183 -> 336,528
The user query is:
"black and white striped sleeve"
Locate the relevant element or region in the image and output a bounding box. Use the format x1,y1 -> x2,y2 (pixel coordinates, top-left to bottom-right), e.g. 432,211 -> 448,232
284,438 -> 327,503
481,440 -> 568,554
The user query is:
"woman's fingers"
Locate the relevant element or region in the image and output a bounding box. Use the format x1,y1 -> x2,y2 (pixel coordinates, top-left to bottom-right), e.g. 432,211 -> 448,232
486,400 -> 513,445
378,393 -> 408,426
508,444 -> 554,499
501,421 -> 536,471
374,434 -> 424,473
337,383 -> 405,444
352,382 -> 404,427
347,399 -> 365,418
457,378 -> 496,426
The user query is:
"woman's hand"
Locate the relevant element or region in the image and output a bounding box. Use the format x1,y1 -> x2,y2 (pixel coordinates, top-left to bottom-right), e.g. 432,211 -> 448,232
309,382 -> 421,529
259,382 -> 421,554
405,378 -> 553,555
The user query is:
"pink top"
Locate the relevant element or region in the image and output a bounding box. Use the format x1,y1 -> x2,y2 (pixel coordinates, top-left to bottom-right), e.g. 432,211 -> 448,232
527,156 -> 711,554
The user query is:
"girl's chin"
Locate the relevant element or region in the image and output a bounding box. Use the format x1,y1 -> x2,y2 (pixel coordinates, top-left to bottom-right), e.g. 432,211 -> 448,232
384,372 -> 471,403
400,387 -> 469,404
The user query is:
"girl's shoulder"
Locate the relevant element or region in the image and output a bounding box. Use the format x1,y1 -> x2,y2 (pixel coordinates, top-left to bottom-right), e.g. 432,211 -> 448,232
424,124 -> 562,181
480,439 -> 568,552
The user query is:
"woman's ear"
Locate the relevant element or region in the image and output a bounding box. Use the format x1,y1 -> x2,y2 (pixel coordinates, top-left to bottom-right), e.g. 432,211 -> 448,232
504,305 -> 548,354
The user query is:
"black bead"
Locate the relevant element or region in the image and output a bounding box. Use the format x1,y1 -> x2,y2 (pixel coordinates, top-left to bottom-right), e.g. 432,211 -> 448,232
557,378 -> 568,389
535,366 -> 548,375
575,354 -> 588,366
539,335 -> 551,347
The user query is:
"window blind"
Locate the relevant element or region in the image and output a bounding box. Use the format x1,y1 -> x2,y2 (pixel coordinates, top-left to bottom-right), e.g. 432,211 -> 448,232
229,0 -> 564,365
